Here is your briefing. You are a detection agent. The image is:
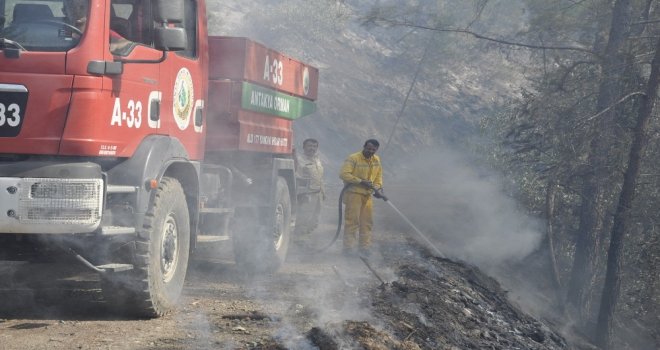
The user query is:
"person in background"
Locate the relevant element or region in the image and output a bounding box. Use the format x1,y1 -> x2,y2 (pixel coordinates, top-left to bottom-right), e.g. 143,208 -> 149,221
294,138 -> 325,239
62,0 -> 132,54
62,0 -> 88,30
339,139 -> 384,257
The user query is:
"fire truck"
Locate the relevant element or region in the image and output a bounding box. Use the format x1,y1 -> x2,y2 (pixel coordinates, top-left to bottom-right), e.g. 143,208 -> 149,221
0,0 -> 318,317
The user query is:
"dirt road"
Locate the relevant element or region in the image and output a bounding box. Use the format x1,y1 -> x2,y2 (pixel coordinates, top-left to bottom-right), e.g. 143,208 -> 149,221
0,221 -> 397,350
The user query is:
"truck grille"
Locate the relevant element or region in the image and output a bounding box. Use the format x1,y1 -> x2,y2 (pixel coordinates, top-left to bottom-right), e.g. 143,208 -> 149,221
19,178 -> 103,225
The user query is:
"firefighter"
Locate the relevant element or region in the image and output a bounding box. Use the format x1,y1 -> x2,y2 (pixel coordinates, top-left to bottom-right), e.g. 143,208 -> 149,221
339,139 -> 384,257
294,138 -> 325,238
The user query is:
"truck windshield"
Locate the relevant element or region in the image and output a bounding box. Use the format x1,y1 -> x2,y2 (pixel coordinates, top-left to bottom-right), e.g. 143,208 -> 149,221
0,0 -> 87,52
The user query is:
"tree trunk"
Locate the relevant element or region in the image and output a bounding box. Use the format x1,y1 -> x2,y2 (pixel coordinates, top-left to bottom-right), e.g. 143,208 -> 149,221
595,36 -> 660,350
545,181 -> 563,307
566,0 -> 632,324
567,181 -> 605,320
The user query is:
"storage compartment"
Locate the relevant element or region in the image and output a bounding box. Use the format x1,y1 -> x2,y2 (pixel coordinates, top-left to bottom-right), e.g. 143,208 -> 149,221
208,36 -> 319,100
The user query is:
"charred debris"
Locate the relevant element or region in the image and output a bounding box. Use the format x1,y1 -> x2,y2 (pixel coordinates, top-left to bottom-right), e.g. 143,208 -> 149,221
250,238 -> 571,350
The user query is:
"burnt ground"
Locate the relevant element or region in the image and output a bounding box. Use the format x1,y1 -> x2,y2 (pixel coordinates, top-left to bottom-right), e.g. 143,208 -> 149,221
0,205 -> 583,350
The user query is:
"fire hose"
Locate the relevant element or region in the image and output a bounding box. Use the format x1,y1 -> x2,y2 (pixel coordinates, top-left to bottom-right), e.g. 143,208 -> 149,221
316,183 -> 445,258
316,183 -> 387,253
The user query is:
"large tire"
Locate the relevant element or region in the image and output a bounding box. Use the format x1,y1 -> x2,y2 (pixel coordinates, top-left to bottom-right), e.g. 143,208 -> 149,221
233,176 -> 291,273
102,177 -> 190,318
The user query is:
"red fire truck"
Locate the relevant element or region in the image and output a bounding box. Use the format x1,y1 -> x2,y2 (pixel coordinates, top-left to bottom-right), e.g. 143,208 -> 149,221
0,0 -> 318,317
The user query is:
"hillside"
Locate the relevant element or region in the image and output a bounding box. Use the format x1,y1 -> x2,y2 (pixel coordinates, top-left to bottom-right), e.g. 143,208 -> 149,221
206,0 -> 552,278
207,0 -> 529,166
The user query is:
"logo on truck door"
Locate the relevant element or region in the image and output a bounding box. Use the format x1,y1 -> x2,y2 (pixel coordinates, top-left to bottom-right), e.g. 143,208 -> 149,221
173,68 -> 194,130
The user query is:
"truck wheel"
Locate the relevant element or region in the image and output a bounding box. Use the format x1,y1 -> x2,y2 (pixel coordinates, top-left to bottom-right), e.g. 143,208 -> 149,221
102,177 -> 190,317
233,176 -> 291,273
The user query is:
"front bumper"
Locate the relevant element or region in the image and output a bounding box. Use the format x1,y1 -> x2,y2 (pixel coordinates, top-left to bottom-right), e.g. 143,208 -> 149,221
0,177 -> 103,234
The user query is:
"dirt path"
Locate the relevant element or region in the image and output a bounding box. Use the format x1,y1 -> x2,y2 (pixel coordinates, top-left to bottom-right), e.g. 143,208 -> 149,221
0,223 -> 390,350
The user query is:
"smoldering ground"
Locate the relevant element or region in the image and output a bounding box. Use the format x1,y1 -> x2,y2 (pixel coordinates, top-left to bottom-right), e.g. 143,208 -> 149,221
179,187 -> 566,350
377,146 -> 560,319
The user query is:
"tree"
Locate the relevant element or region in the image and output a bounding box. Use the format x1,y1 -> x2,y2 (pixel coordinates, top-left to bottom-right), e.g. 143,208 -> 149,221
565,0 -> 634,324
595,34 -> 660,350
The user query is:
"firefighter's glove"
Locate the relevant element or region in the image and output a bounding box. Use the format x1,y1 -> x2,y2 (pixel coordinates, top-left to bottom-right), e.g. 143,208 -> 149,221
360,180 -> 374,189
373,188 -> 388,202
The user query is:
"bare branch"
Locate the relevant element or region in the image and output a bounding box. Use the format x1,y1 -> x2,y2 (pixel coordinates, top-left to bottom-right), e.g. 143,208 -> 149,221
364,16 -> 596,55
383,35 -> 431,154
632,18 -> 660,25
466,0 -> 489,30
581,91 -> 646,124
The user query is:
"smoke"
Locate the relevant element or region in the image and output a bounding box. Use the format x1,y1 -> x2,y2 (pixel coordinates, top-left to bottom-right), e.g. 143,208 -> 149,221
381,147 -> 543,271
373,145 -> 554,325
199,0 -> 546,346
239,252 -> 379,338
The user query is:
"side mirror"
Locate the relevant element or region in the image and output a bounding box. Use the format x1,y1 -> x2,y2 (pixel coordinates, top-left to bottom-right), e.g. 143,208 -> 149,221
154,27 -> 186,51
154,0 -> 184,23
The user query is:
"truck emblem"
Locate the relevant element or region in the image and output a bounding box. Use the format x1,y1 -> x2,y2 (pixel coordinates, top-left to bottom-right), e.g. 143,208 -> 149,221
303,67 -> 310,96
173,68 -> 194,130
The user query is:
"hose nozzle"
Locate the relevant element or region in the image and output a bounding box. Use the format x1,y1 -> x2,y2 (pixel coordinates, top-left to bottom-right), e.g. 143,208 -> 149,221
373,188 -> 388,202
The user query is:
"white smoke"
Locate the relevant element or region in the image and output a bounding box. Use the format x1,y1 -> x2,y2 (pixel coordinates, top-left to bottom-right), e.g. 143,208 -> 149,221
381,147 -> 543,270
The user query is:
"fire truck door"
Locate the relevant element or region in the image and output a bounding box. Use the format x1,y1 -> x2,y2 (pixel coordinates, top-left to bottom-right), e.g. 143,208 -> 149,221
110,0 -> 162,132
158,0 -> 205,160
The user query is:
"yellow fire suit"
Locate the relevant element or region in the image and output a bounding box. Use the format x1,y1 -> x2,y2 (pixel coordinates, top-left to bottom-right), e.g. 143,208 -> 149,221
339,151 -> 383,250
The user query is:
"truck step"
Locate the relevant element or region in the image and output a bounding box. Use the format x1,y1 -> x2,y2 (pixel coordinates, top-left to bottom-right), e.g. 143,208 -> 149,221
101,226 -> 136,235
199,208 -> 234,214
106,185 -> 138,194
96,264 -> 134,272
197,235 -> 230,243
